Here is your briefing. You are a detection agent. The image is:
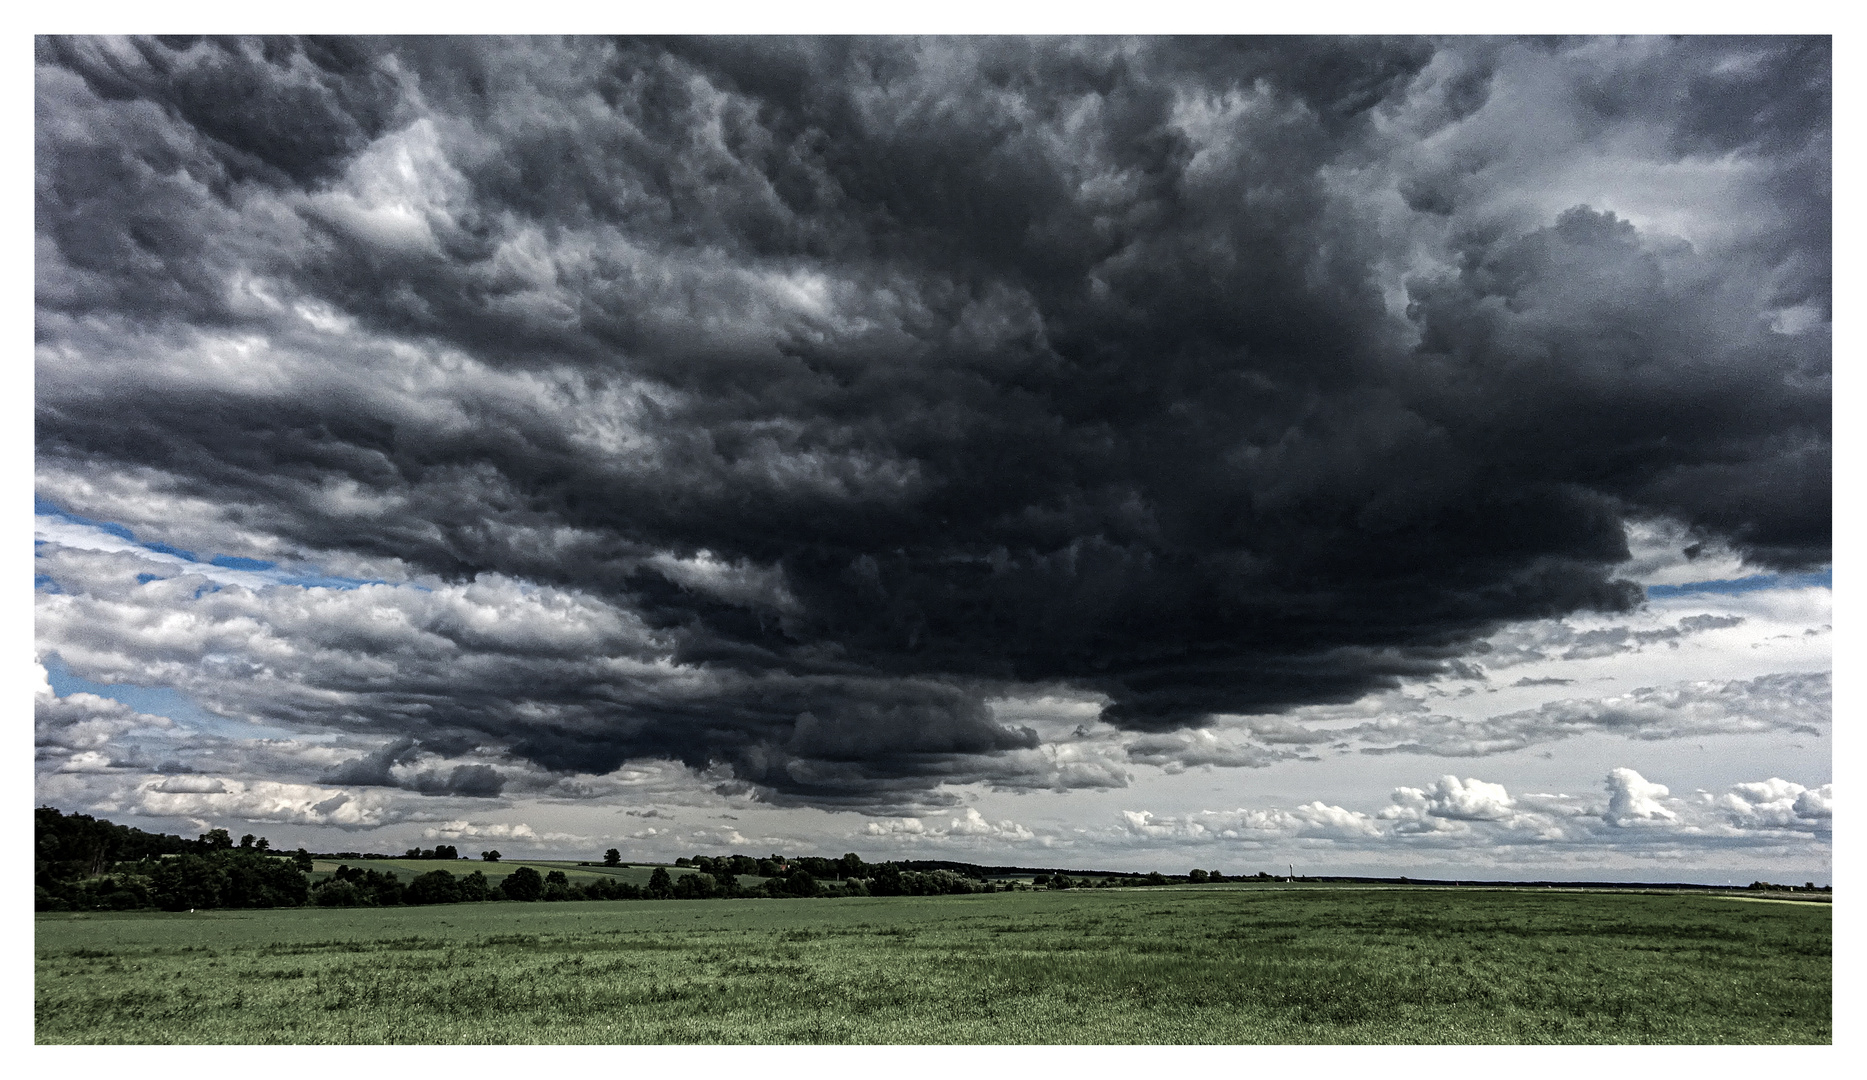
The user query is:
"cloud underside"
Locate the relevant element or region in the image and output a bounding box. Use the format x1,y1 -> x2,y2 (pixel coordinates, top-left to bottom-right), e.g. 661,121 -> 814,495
35,37 -> 1828,808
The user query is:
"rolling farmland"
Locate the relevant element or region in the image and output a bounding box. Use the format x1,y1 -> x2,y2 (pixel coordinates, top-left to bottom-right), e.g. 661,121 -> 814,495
35,884 -> 1830,1044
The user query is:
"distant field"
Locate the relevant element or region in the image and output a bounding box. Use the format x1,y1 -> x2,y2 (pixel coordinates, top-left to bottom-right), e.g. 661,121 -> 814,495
35,885 -> 1829,1044
305,859 -> 743,889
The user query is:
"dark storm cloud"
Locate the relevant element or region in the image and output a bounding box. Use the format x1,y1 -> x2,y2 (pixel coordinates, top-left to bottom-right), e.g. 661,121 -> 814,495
320,733 -> 508,797
410,763 -> 506,798
34,544 -> 1051,811
35,37 -> 1829,806
321,735 -> 422,786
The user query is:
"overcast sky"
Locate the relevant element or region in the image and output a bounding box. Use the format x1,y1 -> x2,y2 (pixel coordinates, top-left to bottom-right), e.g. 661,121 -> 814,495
33,35 -> 1830,881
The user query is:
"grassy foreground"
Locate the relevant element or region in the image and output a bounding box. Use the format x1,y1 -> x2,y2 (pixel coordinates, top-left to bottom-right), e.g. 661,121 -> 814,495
36,885 -> 1829,1044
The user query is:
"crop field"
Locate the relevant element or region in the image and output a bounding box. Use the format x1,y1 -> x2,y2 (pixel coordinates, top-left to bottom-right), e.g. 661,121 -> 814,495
35,885 -> 1829,1044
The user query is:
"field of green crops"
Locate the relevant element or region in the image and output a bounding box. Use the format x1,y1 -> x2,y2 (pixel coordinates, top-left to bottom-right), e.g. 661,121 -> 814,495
35,884 -> 1829,1044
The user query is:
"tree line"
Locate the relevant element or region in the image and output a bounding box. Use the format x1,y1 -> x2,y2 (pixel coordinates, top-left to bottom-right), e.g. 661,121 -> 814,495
36,806 -> 1266,913
37,807 -> 315,911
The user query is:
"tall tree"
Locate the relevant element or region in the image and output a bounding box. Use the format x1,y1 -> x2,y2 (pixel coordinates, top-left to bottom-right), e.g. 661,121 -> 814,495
500,866 -> 544,901
405,869 -> 463,905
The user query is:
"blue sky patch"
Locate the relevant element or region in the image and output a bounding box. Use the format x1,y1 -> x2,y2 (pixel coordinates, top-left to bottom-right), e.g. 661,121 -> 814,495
277,572 -> 394,590
38,497 -> 396,592
37,497 -> 136,541
40,653 -> 301,740
42,653 -> 218,726
1646,570 -> 1831,598
209,554 -> 277,572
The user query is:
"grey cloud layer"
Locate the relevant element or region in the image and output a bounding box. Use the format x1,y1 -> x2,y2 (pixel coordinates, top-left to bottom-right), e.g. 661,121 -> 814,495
1349,670 -> 1829,758
1108,670 -> 1829,771
36,37 -> 1828,806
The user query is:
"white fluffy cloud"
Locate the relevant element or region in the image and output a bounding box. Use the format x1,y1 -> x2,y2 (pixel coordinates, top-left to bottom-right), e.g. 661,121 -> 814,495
1110,767 -> 1830,861
1604,767 -> 1677,826
862,806 -> 1035,844
1413,776 -> 1516,820
1119,802 -> 1384,843
1712,778 -> 1831,831
111,776 -> 421,830
1379,776 -> 1529,835
944,807 -> 1035,840
420,820 -> 585,845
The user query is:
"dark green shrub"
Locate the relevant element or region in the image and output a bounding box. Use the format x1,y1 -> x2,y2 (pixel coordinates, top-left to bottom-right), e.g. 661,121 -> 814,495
313,879 -> 366,907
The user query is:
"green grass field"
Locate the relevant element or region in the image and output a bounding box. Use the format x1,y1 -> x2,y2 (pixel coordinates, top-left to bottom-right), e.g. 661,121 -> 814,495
35,885 -> 1829,1044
